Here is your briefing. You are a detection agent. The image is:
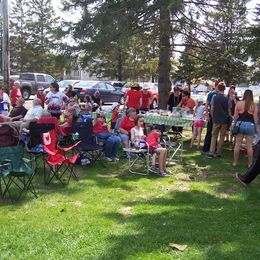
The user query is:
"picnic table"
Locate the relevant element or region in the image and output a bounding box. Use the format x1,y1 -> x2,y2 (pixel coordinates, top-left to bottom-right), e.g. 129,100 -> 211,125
144,114 -> 194,128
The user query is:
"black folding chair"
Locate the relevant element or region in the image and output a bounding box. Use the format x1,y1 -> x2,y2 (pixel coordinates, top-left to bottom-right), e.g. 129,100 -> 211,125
72,120 -> 104,165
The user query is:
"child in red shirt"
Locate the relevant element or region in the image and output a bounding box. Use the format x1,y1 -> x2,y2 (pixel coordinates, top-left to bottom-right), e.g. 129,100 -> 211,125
146,128 -> 170,177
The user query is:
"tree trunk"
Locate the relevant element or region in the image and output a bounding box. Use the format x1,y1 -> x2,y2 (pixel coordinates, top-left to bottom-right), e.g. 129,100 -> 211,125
117,46 -> 123,81
158,4 -> 171,109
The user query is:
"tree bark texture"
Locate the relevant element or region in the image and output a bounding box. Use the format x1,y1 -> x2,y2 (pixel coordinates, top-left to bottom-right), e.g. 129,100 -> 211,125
158,4 -> 171,109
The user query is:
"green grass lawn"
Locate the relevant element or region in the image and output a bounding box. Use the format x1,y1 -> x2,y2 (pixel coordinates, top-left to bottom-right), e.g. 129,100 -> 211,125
0,133 -> 260,259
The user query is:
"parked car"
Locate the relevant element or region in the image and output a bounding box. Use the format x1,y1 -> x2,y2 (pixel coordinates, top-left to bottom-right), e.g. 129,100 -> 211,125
44,80 -> 80,95
73,81 -> 125,104
108,81 -> 126,90
18,72 -> 55,100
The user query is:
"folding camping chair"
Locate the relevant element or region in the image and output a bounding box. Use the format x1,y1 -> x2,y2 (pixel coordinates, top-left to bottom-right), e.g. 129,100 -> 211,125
123,141 -> 151,176
42,129 -> 80,185
161,131 -> 183,162
0,145 -> 37,201
72,120 -> 104,165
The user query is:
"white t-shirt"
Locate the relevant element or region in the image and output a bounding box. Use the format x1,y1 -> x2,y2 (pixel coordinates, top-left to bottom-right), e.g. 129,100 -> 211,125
195,105 -> 205,120
131,127 -> 144,140
24,105 -> 44,120
0,93 -> 11,114
46,91 -> 69,114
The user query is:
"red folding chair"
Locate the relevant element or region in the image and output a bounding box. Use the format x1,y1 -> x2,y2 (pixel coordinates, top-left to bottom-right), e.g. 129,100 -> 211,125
42,129 -> 80,185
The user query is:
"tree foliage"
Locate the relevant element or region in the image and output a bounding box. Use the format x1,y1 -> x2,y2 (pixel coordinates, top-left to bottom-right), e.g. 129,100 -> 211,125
10,0 -> 71,78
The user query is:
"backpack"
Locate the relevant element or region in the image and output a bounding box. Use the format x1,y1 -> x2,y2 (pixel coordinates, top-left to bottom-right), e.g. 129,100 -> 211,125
0,122 -> 20,147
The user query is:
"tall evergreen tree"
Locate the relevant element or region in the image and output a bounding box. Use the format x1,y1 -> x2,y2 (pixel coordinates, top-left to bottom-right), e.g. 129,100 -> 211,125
26,0 -> 58,71
63,0 -> 184,108
10,0 -> 33,73
199,0 -> 249,86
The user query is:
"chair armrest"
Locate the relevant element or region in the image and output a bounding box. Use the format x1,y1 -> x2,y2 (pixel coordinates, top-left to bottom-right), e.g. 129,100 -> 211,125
58,141 -> 81,152
43,145 -> 58,156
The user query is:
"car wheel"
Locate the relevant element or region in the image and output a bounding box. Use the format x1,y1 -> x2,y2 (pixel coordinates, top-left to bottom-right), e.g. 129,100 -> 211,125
120,96 -> 125,105
151,99 -> 157,109
22,88 -> 31,100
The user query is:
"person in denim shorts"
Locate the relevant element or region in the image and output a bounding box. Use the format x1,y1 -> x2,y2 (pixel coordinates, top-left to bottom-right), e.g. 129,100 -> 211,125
233,90 -> 258,168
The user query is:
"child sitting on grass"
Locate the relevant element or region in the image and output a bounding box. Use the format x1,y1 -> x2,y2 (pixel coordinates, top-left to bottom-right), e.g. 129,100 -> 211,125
190,98 -> 205,150
146,127 -> 170,177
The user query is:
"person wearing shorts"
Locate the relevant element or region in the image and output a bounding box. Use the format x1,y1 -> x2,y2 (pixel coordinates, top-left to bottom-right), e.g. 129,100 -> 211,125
232,89 -> 258,168
190,98 -> 205,150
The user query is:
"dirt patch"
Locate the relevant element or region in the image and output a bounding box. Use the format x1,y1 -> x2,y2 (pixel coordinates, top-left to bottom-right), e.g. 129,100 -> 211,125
99,172 -> 125,178
118,207 -> 133,217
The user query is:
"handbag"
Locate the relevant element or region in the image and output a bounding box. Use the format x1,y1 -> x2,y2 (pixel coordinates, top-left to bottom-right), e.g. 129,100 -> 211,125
231,121 -> 242,135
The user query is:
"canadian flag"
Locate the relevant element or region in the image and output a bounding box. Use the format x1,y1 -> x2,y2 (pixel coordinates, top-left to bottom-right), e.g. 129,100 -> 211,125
43,133 -> 51,145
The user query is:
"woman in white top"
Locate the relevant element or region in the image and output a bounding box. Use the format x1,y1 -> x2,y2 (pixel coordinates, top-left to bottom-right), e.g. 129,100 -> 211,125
0,87 -> 10,116
190,98 -> 205,150
130,115 -> 146,148
45,82 -> 69,118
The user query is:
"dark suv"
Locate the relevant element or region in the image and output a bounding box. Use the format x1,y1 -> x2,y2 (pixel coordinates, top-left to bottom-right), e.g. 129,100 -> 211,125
19,73 -> 55,99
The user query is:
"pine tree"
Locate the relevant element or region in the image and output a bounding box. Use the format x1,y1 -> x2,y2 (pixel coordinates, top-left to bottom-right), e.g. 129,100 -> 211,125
199,0 -> 249,86
10,0 -> 33,73
26,0 -> 58,71
63,0 -> 183,108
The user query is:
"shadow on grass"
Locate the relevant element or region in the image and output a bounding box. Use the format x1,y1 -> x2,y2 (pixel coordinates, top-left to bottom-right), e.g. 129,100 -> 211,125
98,189 -> 260,259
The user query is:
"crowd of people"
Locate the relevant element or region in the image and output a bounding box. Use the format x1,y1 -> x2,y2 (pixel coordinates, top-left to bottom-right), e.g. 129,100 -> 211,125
0,80 -> 259,180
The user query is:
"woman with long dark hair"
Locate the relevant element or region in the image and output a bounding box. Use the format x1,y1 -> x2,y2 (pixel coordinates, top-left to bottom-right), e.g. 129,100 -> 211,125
45,82 -> 69,118
232,89 -> 258,168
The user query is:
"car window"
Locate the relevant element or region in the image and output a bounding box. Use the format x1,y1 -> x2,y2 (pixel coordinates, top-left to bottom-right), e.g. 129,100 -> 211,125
94,83 -> 107,90
74,81 -> 97,88
106,83 -> 115,91
20,74 -> 35,81
45,75 -> 55,83
37,75 -> 45,82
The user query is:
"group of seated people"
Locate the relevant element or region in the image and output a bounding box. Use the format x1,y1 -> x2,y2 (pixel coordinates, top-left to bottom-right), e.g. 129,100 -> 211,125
0,81 -> 171,177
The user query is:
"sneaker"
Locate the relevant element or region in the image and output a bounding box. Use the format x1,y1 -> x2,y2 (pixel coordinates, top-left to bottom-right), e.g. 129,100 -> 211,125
113,157 -> 120,161
207,153 -> 214,158
235,173 -> 248,187
157,171 -> 170,177
149,165 -> 159,173
164,169 -> 172,175
104,157 -> 113,162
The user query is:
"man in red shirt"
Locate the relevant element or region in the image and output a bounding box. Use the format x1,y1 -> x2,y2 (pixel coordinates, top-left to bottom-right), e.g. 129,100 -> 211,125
140,86 -> 152,111
119,108 -> 136,156
10,81 -> 22,107
124,83 -> 142,111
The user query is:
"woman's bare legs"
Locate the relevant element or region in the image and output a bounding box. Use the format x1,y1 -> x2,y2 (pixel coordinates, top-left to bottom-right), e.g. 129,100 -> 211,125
197,127 -> 202,149
190,128 -> 198,148
233,134 -> 243,166
245,135 -> 254,168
